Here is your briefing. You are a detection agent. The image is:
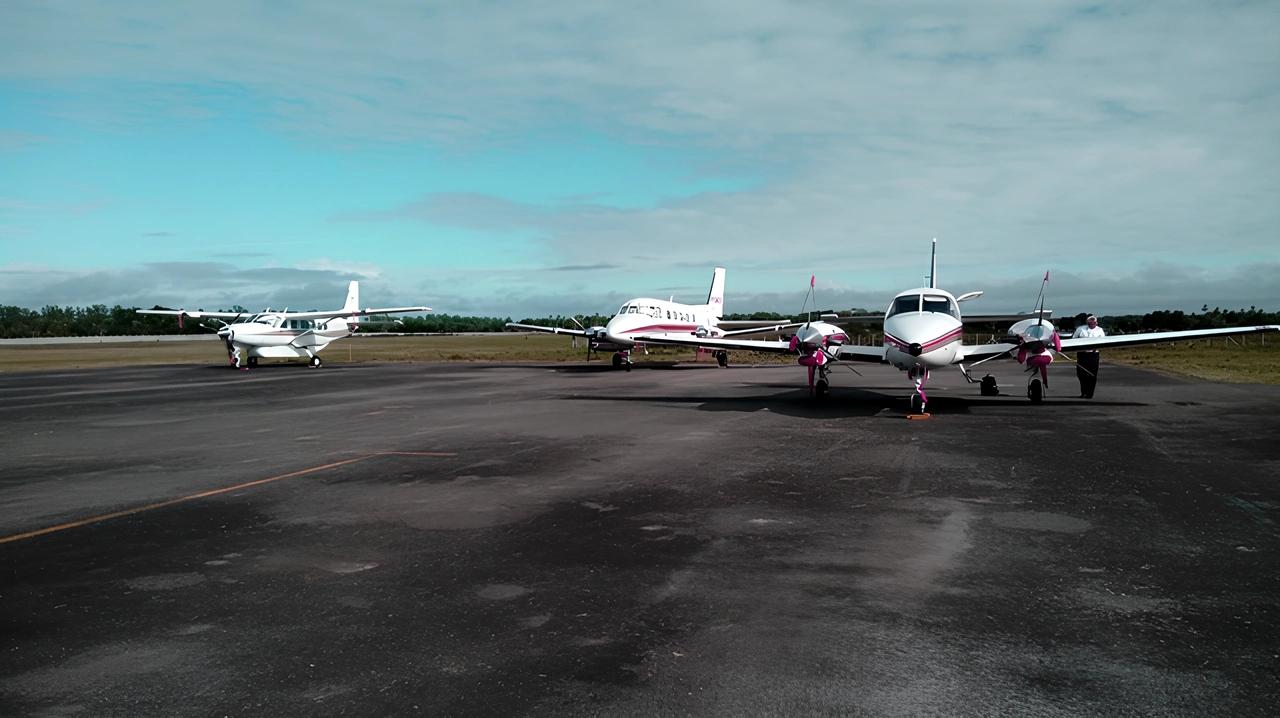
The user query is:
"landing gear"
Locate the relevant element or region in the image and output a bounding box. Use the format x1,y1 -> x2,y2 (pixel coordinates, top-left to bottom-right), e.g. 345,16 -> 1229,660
909,392 -> 925,414
715,350 -> 729,368
1027,377 -> 1043,403
228,344 -> 243,369
309,355 -> 323,369
908,367 -> 930,414
611,351 -> 632,371
815,378 -> 829,399
980,374 -> 999,396
247,356 -> 259,368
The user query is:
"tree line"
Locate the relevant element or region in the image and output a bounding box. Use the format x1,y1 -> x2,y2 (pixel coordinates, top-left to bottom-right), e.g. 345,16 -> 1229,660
1,304 -> 1276,339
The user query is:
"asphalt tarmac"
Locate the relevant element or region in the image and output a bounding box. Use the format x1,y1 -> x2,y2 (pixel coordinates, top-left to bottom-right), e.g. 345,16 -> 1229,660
2,360 -> 1277,717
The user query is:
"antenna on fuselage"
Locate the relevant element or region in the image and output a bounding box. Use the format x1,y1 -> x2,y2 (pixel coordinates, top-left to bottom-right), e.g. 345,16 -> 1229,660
927,238 -> 938,289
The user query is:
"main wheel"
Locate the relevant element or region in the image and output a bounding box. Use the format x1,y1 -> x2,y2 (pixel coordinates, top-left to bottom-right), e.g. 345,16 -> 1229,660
309,355 -> 322,369
247,356 -> 259,368
1027,378 -> 1043,403
980,375 -> 998,396
716,351 -> 728,368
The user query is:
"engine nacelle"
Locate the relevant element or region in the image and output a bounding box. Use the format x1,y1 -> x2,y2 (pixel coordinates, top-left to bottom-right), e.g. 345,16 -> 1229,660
1007,318 -> 1059,353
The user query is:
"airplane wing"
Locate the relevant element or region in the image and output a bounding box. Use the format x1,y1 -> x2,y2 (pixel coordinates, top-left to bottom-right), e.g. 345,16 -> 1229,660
832,345 -> 890,363
829,311 -> 1050,326
635,333 -> 796,354
136,309 -> 246,319
719,322 -> 804,337
1059,325 -> 1280,352
286,306 -> 431,320
957,341 -> 1021,362
505,322 -> 592,338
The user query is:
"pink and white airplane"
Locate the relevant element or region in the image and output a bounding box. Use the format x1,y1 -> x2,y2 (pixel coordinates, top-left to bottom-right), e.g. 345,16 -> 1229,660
638,241 -> 1279,411
138,281 -> 430,369
506,268 -> 797,370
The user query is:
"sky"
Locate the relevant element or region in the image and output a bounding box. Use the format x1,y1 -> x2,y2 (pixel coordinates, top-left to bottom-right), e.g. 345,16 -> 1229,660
2,0 -> 1278,318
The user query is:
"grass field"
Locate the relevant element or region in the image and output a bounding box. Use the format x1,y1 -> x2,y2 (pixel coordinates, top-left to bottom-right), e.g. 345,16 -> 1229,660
1,333 -> 1276,383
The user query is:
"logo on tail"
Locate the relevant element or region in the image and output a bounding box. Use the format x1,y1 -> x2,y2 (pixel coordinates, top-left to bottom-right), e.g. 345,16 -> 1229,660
706,267 -> 726,318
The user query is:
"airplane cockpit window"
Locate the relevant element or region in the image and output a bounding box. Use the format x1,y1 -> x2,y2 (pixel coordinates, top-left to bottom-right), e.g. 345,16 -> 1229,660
922,295 -> 959,318
617,305 -> 629,316
888,295 -> 921,317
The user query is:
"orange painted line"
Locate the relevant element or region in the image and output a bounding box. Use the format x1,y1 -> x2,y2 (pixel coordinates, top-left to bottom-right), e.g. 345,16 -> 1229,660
0,450 -> 458,546
0,456 -> 372,545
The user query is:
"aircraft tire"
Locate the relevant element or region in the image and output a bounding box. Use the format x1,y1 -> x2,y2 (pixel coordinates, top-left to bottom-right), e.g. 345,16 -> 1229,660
815,379 -> 829,398
310,355 -> 322,369
716,351 -> 728,368
980,375 -> 998,396
248,356 -> 259,368
611,354 -> 623,369
1028,378 -> 1043,403
909,393 -> 923,414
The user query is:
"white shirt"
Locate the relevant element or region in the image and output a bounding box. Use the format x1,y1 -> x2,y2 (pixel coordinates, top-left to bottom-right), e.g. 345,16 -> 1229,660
1072,323 -> 1106,352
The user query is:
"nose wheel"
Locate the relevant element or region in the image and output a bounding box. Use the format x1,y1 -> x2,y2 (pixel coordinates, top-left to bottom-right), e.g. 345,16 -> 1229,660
1027,377 -> 1043,403
908,367 -> 930,415
611,351 -> 632,371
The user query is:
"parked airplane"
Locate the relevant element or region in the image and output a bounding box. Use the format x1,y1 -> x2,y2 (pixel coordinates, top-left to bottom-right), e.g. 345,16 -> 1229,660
637,241 -> 1279,412
138,281 -> 430,369
505,267 -> 797,370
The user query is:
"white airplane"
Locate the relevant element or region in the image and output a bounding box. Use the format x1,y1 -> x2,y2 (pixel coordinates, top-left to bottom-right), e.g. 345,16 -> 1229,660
637,241 -> 1279,412
505,267 -> 798,370
138,281 -> 430,369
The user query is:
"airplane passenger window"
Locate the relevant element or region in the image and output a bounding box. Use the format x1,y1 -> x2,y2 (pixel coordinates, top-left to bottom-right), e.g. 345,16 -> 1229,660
889,295 -> 920,317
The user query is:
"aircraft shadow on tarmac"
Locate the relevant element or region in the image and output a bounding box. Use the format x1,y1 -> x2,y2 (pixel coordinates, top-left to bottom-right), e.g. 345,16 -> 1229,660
560,388 -> 1146,418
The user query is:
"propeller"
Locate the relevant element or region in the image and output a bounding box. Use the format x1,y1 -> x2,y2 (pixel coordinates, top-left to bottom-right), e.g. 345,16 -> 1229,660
568,314 -> 591,360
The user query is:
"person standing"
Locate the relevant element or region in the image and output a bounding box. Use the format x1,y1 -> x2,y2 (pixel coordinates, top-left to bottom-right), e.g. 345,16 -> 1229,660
1072,314 -> 1106,398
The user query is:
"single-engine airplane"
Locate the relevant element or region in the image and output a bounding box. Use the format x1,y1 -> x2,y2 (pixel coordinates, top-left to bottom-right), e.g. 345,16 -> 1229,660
505,267 -> 798,370
637,241 -> 1279,411
138,281 -> 430,369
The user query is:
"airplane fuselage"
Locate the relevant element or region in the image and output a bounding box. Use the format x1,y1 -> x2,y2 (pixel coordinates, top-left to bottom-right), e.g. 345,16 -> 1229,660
881,288 -> 965,372
218,315 -> 350,359
599,297 -> 719,349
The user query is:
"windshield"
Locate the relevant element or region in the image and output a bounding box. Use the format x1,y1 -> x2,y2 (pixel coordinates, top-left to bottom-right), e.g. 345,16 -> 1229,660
922,295 -> 959,319
888,295 -> 920,317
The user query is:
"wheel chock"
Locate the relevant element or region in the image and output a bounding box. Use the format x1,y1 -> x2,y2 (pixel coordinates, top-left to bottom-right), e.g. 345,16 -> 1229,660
907,412 -> 932,420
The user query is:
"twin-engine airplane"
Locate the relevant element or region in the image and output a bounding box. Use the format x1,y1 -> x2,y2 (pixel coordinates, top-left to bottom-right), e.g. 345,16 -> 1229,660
138,281 -> 430,369
637,241 -> 1279,412
506,268 -> 797,370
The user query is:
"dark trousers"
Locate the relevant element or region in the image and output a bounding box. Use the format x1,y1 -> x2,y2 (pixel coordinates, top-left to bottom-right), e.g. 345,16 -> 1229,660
1076,352 -> 1100,398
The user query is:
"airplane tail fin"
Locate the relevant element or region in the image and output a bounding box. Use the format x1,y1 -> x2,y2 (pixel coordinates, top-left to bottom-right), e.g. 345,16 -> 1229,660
336,281 -> 360,331
928,238 -> 938,289
706,267 -> 726,318
343,281 -> 359,314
